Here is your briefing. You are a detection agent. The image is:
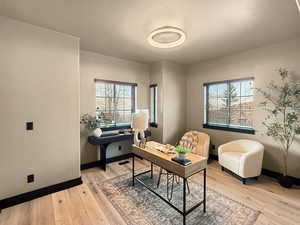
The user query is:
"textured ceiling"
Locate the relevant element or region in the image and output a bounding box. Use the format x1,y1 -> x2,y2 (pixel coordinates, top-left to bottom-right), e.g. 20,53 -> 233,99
1,0 -> 300,64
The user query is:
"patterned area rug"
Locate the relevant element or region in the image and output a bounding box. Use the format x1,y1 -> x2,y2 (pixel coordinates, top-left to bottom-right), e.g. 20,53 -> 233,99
98,171 -> 260,225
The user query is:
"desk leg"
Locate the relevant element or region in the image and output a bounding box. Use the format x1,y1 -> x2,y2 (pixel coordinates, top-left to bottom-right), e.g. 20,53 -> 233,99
99,143 -> 109,171
132,155 -> 135,186
183,178 -> 186,225
203,168 -> 206,213
150,162 -> 153,179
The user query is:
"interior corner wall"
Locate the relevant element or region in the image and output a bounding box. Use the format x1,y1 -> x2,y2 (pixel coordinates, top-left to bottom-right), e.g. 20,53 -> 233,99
80,50 -> 150,164
149,61 -> 187,145
162,61 -> 187,145
149,62 -> 164,143
0,16 -> 80,199
186,37 -> 300,179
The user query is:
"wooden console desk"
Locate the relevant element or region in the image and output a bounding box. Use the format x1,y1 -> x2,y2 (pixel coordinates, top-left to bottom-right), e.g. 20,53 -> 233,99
88,130 -> 151,171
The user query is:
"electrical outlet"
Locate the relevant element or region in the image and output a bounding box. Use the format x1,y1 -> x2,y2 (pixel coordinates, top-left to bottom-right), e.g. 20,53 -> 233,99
118,145 -> 122,150
27,174 -> 34,183
26,122 -> 34,130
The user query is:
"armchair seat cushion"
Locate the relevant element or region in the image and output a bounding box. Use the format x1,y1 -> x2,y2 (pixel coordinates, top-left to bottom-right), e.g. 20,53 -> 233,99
220,152 -> 244,174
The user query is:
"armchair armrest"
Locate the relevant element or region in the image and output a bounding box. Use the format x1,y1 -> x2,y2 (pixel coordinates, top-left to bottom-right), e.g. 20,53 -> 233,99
239,146 -> 264,177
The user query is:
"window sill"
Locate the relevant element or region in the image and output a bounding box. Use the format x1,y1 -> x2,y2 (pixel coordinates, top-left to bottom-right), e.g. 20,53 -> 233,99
149,122 -> 158,128
203,124 -> 255,135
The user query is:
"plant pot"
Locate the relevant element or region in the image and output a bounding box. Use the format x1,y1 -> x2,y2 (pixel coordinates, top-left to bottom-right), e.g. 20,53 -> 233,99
278,175 -> 293,188
178,153 -> 186,161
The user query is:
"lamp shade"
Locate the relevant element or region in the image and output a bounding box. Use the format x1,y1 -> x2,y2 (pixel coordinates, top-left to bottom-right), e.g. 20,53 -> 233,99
132,110 -> 149,130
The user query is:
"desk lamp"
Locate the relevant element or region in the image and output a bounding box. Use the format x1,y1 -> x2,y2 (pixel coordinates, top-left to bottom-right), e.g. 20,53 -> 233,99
132,110 -> 149,147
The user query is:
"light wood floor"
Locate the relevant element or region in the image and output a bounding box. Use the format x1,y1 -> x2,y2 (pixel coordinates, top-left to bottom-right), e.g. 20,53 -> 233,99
1,159 -> 300,225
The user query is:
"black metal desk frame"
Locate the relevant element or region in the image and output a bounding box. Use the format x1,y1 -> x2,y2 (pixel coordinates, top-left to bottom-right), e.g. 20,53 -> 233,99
132,155 -> 206,225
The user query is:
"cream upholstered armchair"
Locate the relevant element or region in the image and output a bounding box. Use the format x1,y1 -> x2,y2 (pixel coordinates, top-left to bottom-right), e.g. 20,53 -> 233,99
218,139 -> 264,184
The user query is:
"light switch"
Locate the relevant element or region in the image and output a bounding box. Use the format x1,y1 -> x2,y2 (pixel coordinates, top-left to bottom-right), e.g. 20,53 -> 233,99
26,122 -> 34,130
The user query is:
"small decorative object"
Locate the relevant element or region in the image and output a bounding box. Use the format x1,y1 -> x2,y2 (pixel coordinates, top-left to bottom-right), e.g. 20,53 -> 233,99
173,145 -> 192,160
93,128 -> 102,137
132,110 -> 149,147
256,68 -> 300,188
155,145 -> 165,152
165,144 -> 175,154
80,113 -> 103,137
123,129 -> 132,135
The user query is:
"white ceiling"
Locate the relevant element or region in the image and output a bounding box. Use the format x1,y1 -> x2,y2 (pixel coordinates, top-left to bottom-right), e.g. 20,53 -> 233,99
1,0 -> 300,64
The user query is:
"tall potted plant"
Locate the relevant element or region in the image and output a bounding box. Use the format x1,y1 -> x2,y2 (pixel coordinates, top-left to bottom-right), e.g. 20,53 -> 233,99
256,68 -> 300,188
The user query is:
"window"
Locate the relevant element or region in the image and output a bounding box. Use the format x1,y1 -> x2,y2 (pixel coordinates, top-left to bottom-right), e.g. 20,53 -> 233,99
203,78 -> 255,134
150,84 -> 158,127
95,79 -> 136,130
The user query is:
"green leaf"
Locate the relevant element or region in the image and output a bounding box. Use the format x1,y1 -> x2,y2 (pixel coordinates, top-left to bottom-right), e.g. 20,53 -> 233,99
173,146 -> 192,154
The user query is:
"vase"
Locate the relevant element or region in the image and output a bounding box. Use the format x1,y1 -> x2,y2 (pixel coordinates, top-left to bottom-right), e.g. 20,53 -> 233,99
178,153 -> 186,161
278,175 -> 293,188
92,128 -> 102,137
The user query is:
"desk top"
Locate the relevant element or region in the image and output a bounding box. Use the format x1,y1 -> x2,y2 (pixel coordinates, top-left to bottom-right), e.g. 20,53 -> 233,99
132,141 -> 207,178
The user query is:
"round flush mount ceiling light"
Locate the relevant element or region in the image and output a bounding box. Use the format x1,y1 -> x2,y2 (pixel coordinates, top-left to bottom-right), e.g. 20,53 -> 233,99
148,26 -> 186,48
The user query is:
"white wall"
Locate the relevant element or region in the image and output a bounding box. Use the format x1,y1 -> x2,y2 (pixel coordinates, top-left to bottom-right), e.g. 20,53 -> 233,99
0,16 -> 80,199
187,37 -> 300,178
80,50 -> 150,164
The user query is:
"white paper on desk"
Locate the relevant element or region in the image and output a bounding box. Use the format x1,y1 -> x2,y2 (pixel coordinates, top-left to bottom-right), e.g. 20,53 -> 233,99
155,146 -> 164,151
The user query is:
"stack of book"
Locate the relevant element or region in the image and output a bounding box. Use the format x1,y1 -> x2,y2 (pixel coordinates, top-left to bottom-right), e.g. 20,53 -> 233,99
171,157 -> 192,166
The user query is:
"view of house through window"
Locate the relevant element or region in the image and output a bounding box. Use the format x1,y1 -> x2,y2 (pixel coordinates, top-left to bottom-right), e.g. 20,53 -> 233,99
204,78 -> 254,132
95,80 -> 136,128
150,84 -> 158,127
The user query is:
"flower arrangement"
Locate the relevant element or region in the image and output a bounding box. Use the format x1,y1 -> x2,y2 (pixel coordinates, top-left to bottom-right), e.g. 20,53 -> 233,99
80,114 -> 102,130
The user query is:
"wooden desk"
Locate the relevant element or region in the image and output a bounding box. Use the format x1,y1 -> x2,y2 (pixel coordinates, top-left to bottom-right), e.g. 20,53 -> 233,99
132,141 -> 207,225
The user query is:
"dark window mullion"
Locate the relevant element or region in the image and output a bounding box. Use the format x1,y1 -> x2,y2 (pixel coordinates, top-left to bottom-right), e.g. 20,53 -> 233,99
113,84 -> 117,127
154,86 -> 157,123
216,87 -> 219,124
150,85 -> 158,125
206,86 -> 209,124
240,81 -> 242,127
227,81 -> 231,126
131,86 -> 135,113
104,85 -> 107,112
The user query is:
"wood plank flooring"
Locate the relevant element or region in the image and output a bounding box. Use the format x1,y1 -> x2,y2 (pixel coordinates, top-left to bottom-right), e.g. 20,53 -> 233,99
0,159 -> 299,225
